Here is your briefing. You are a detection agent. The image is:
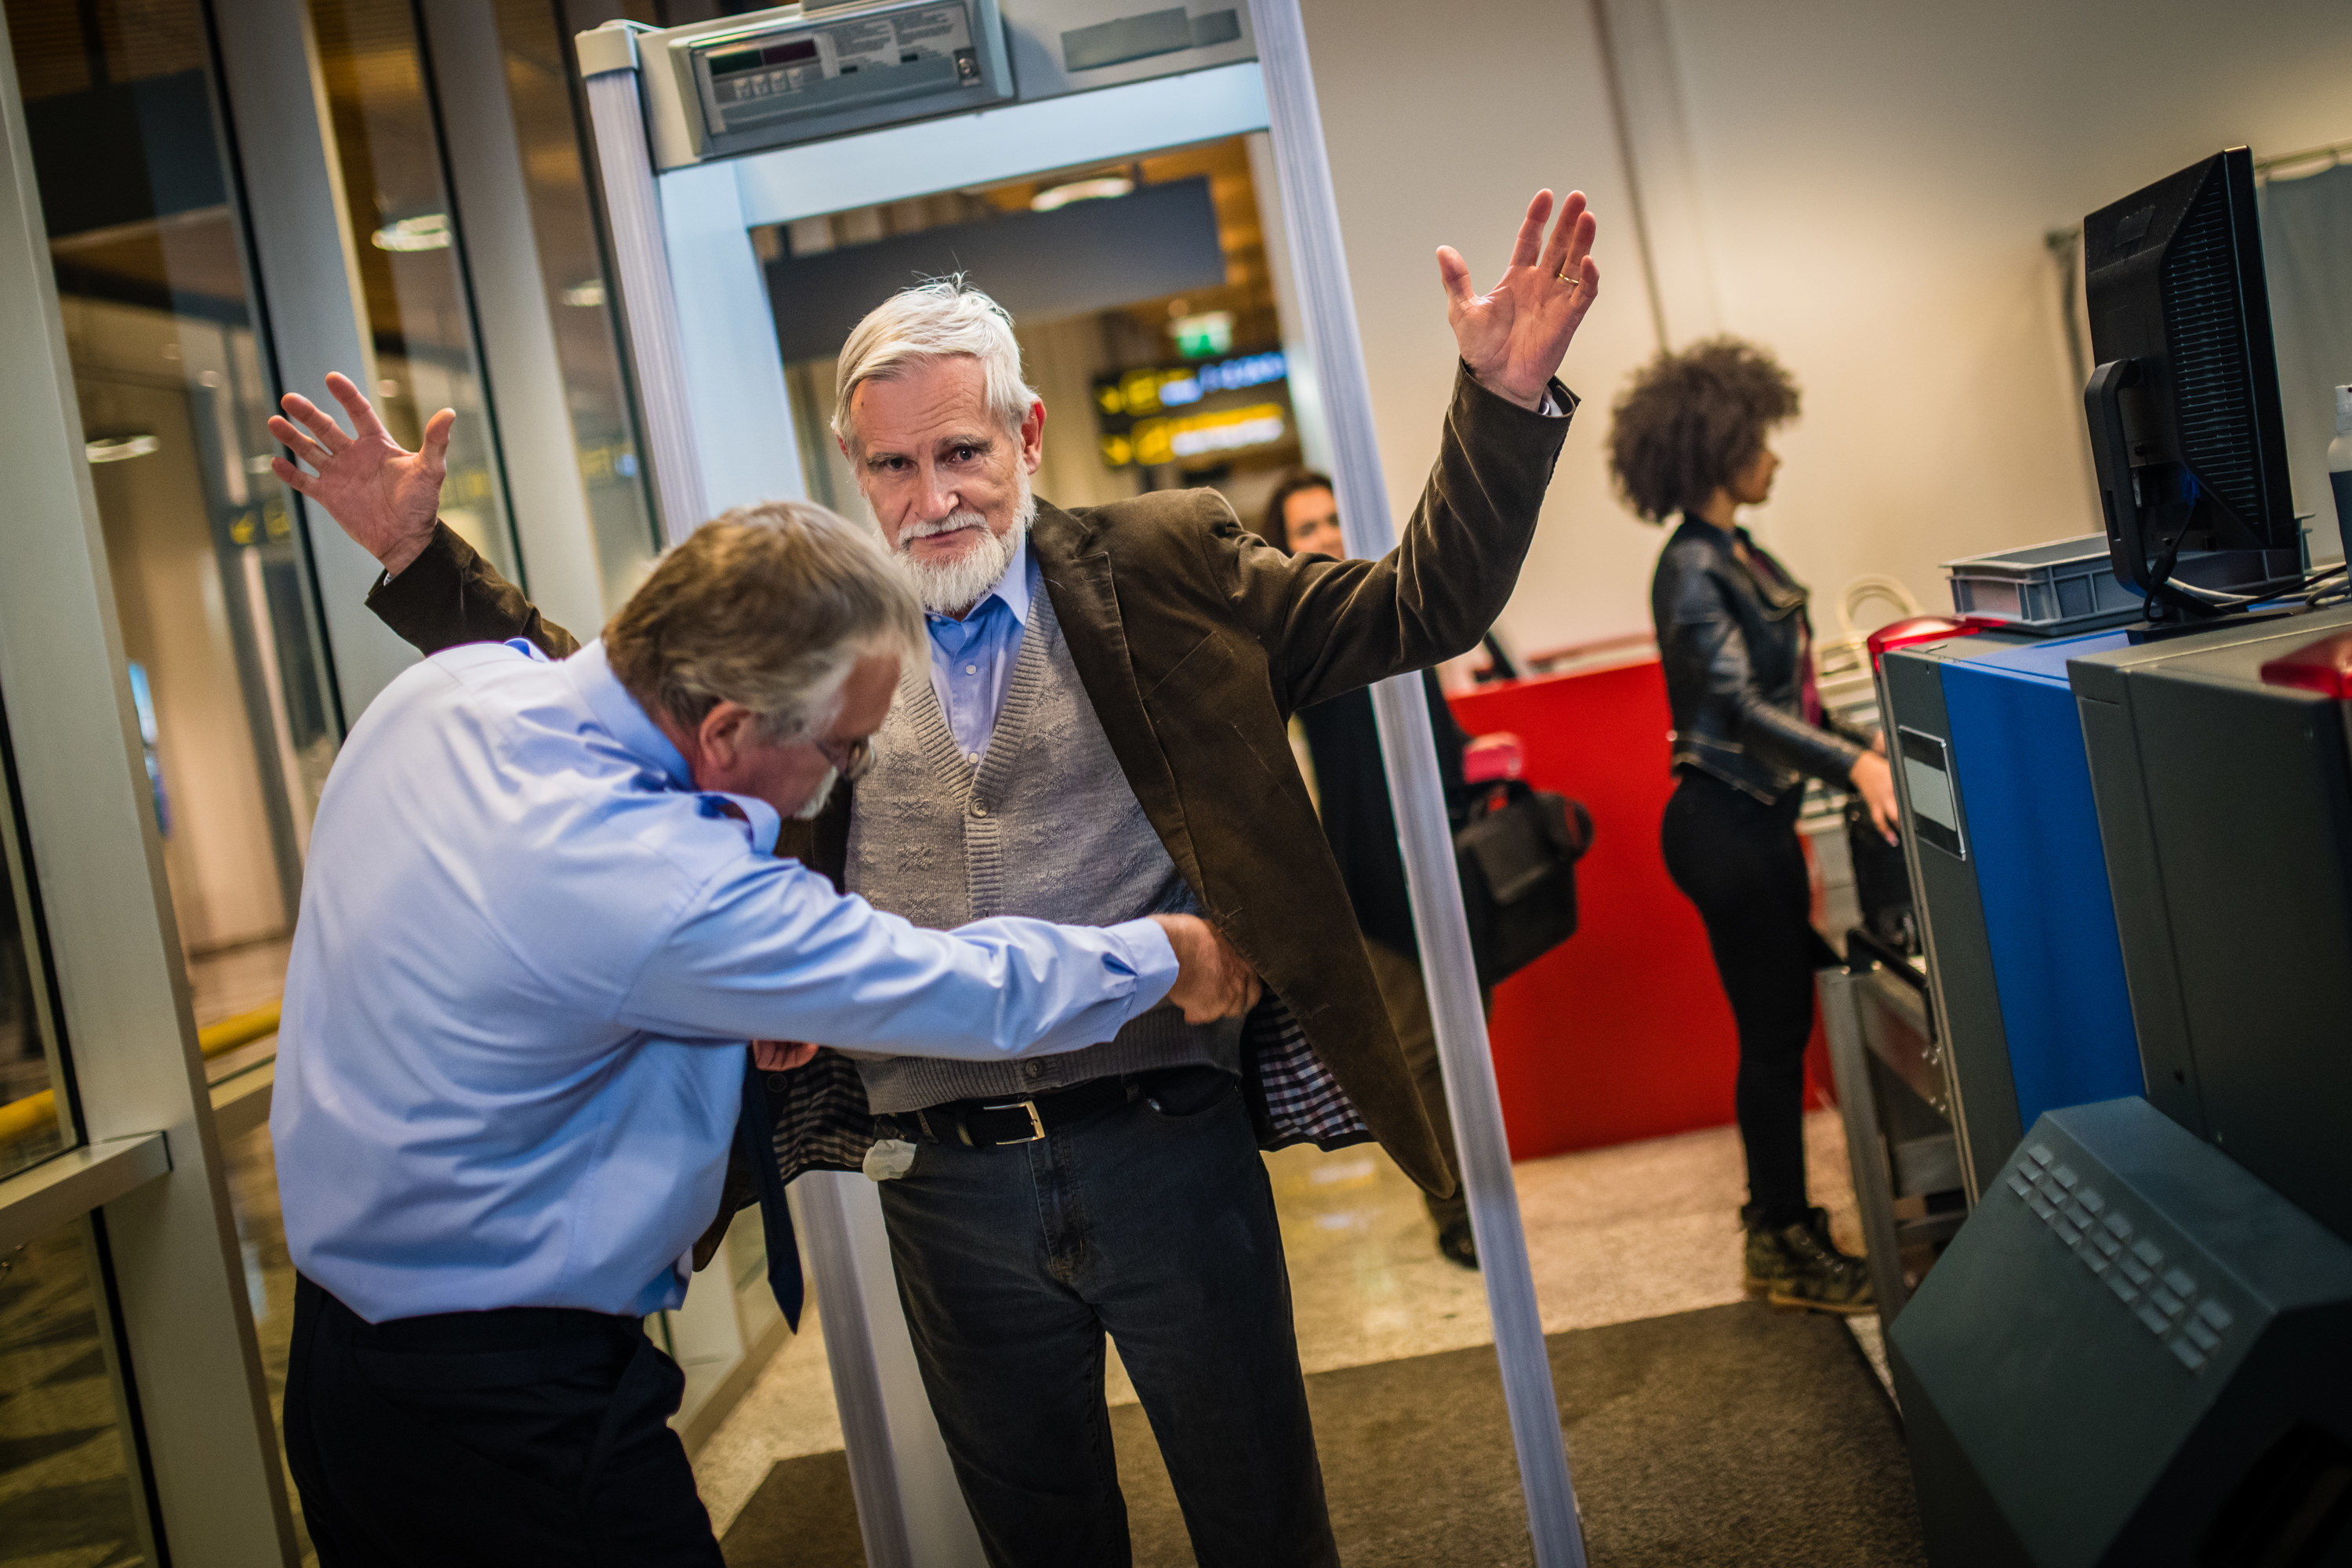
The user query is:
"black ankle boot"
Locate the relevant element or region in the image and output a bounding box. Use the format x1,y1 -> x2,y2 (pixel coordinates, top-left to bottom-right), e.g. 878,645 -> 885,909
1436,1215 -> 1479,1269
1742,1206 -> 1874,1315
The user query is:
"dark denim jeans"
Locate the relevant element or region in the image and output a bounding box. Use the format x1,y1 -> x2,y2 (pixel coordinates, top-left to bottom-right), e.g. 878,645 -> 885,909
878,1069 -> 1338,1568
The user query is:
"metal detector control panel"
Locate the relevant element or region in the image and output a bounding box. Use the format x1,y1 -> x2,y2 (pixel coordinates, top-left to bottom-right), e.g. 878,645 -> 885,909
666,0 -> 1014,163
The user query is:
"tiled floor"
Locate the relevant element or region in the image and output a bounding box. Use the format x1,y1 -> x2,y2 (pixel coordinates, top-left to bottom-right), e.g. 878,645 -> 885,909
692,1107 -> 1870,1535
0,1223 -> 147,1566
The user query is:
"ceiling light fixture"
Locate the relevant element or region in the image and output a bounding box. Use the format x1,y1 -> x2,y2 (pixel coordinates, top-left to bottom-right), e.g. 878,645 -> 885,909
561,280 -> 608,307
1030,176 -> 1134,212
372,214 -> 452,252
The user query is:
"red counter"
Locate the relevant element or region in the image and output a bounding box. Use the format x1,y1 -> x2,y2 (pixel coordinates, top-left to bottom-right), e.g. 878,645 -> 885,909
1450,659 -> 1829,1162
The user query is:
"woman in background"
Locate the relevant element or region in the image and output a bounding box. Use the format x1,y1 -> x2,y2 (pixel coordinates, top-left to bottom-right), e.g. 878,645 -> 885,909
1264,470 -> 1481,1269
1608,340 -> 1897,1314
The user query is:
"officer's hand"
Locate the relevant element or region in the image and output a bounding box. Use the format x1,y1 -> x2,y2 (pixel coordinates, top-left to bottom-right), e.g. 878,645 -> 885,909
751,1040 -> 820,1071
1149,914 -> 1264,1024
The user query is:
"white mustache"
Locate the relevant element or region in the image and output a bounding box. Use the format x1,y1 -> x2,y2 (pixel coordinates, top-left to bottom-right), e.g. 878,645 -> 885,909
899,512 -> 989,548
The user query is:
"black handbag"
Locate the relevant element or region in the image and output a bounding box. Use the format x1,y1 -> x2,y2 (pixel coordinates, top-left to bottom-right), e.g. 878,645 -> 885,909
1454,778 -> 1595,985
1843,794 -> 1919,956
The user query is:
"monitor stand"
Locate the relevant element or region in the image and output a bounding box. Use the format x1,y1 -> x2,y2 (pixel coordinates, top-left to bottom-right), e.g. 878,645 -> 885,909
2125,604 -> 2302,645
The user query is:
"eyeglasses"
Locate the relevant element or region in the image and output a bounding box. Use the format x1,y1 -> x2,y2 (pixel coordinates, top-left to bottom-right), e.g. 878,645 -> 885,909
808,731 -> 875,782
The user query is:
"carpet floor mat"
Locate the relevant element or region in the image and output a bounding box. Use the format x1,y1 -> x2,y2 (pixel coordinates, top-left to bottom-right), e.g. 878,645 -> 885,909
720,1300 -> 1926,1566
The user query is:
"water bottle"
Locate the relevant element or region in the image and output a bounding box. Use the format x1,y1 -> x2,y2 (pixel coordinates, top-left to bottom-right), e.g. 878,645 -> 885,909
2334,385 -> 2352,550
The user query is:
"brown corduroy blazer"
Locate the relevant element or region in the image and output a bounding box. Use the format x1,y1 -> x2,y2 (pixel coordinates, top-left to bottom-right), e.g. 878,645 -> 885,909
365,365 -> 1570,1197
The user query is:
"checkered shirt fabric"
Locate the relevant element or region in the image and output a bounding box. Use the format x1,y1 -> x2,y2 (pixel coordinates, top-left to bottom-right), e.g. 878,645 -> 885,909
762,996 -> 1371,1185
1242,994 -> 1374,1149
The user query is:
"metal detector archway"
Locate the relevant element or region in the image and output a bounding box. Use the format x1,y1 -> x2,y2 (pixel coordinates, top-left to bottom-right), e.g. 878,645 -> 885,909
574,8 -> 1586,1561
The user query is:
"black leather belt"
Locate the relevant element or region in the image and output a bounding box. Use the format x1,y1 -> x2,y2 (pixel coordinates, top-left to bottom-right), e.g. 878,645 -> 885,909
911,1074 -> 1135,1148
907,1067 -> 1221,1149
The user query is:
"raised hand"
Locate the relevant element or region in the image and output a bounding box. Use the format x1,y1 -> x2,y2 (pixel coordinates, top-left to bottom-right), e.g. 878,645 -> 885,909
1439,189 -> 1600,411
267,372 -> 453,576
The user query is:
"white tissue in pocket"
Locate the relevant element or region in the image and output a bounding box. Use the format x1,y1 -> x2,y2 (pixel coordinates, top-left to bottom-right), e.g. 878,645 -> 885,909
862,1138 -> 917,1182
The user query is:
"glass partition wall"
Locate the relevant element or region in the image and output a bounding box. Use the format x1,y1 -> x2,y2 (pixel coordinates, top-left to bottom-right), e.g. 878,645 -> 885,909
309,0 -> 522,580
492,0 -> 664,608
0,0 -> 658,1559
9,0 -> 338,1055
0,702 -> 70,1184
0,452 -> 165,1565
1,3 -> 342,1560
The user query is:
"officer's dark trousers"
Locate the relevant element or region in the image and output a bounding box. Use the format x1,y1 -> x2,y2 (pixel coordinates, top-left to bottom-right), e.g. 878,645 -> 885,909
284,1274 -> 723,1566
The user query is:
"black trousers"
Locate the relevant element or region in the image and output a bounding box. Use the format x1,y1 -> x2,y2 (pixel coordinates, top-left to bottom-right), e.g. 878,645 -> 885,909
284,1275 -> 723,1567
879,1069 -> 1338,1568
1660,769 -> 1831,1224
1363,937 -> 1490,1232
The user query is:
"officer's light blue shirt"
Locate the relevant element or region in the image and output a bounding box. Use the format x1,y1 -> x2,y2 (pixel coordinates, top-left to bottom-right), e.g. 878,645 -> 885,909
924,531 -> 1036,763
272,636 -> 1177,1323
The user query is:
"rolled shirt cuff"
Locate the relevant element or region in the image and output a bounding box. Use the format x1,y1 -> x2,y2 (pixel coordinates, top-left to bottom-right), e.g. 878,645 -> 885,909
1104,915 -> 1181,1020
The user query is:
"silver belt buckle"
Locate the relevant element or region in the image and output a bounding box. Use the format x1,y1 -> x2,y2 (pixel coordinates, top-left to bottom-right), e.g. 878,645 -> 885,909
979,1097 -> 1046,1145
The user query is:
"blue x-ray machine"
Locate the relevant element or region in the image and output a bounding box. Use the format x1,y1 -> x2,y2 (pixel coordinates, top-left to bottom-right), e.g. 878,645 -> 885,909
1877,606 -> 2352,1566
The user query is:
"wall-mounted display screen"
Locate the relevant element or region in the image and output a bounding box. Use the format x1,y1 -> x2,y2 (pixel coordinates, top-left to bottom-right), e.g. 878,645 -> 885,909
1094,350 -> 1294,470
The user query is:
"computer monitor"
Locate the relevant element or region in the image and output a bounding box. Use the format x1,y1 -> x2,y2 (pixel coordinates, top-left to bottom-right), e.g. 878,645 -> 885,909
2082,147 -> 2302,622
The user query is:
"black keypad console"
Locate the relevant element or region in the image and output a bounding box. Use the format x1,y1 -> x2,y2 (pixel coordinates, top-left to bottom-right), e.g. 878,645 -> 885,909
2006,1140 -> 2237,1374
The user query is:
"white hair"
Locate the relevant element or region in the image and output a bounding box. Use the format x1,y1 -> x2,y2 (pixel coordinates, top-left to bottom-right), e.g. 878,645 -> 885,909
831,277 -> 1037,448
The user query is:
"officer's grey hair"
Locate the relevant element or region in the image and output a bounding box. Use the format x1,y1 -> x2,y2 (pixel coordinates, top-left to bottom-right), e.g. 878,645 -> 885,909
604,500 -> 923,743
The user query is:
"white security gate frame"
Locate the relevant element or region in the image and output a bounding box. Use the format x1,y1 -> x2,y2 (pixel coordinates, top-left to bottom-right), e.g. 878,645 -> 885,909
575,11 -> 1587,1563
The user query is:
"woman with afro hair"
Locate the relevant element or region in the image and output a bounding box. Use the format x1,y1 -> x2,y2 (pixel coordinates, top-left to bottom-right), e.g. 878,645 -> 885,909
1608,338 -> 1898,1314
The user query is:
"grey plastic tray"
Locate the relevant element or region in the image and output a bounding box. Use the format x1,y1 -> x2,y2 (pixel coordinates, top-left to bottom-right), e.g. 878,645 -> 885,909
1944,535 -> 2141,635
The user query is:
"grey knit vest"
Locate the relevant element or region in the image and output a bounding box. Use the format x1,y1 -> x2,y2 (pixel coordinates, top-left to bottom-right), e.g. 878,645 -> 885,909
842,582 -> 1238,1112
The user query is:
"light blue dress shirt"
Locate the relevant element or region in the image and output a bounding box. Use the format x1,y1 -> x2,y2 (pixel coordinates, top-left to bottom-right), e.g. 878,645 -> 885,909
273,636 -> 1178,1323
924,530 -> 1036,763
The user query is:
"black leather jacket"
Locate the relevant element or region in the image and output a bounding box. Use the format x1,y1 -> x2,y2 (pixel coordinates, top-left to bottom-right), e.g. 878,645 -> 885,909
1651,518 -> 1867,802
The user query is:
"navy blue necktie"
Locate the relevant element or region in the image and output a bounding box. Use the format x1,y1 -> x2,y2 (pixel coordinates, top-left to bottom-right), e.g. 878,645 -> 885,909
734,1062 -> 805,1330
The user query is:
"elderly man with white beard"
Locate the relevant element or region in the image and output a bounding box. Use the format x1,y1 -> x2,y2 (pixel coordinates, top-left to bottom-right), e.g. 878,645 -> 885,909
313,186 -> 1601,1566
